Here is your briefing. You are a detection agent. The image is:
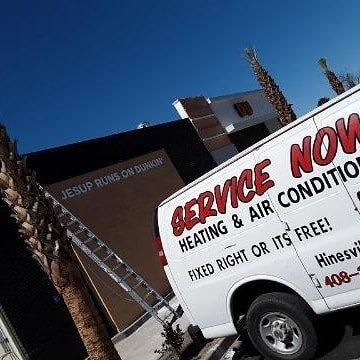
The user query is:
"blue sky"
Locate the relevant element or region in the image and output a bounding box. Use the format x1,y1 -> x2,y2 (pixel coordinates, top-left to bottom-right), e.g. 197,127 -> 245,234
1,0 -> 360,153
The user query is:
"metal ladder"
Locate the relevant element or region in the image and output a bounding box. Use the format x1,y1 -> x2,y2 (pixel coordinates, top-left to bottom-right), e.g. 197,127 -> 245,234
43,191 -> 180,325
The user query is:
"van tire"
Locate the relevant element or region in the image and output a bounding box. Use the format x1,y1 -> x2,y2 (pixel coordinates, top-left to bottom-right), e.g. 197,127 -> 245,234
246,292 -> 317,360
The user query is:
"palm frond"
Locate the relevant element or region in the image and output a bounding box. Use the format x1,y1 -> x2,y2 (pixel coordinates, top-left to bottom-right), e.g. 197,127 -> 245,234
318,58 -> 329,72
244,47 -> 257,63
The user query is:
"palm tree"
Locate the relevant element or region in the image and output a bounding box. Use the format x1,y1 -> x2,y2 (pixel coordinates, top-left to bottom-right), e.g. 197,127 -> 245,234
0,125 -> 121,360
244,47 -> 296,126
318,58 -> 345,95
339,72 -> 360,90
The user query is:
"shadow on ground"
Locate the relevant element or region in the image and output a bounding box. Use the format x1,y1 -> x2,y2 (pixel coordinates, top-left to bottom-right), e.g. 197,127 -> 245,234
231,307 -> 360,360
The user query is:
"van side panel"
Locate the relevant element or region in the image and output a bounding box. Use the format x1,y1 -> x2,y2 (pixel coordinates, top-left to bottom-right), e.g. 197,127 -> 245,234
158,87 -> 360,337
158,152 -> 321,332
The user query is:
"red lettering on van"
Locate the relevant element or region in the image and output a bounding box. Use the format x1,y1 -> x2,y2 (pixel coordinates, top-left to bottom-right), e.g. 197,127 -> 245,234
237,168 -> 255,202
290,137 -> 313,178
290,113 -> 360,178
254,159 -> 275,195
214,179 -> 231,214
313,127 -> 338,166
198,191 -> 217,223
171,159 -> 274,236
184,198 -> 200,230
171,206 -> 184,237
336,114 -> 360,154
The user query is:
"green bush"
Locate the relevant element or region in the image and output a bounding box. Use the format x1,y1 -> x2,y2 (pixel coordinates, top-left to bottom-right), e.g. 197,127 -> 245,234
155,322 -> 184,358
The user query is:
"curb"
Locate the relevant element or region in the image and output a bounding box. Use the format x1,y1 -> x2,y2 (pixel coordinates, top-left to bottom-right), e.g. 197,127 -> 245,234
197,335 -> 238,360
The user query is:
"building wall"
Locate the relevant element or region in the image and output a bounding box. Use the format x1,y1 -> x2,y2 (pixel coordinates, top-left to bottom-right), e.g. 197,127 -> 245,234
173,90 -> 282,165
27,119 -> 216,333
264,117 -> 283,133
173,97 -> 238,164
228,122 -> 270,153
45,150 -> 185,331
208,90 -> 278,132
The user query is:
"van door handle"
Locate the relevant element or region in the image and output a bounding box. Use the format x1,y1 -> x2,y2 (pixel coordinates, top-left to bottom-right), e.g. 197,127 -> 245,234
224,244 -> 235,249
282,221 -> 290,231
309,274 -> 322,288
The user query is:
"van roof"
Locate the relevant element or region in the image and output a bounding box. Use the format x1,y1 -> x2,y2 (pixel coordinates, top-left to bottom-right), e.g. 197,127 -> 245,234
159,84 -> 360,208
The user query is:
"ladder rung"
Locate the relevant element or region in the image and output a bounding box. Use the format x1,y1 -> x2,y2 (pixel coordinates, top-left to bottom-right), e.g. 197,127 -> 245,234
138,283 -> 151,292
122,272 -> 134,281
66,220 -> 77,227
101,253 -> 113,263
133,280 -> 145,289
92,245 -> 104,253
111,263 -> 122,271
112,260 -> 126,270
120,261 -> 131,270
83,235 -> 96,244
73,228 -> 85,236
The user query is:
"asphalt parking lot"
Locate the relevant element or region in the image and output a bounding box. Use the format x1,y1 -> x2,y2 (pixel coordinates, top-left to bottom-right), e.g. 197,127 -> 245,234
224,307 -> 360,360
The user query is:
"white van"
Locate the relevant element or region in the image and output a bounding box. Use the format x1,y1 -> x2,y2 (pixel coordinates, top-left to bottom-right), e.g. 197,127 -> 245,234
155,85 -> 360,360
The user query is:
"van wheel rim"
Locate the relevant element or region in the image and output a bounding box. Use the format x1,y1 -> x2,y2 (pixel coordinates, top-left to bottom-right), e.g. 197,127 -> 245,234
258,312 -> 303,355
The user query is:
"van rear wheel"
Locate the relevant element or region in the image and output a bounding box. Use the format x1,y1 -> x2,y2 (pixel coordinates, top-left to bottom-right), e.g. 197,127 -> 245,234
246,292 -> 318,360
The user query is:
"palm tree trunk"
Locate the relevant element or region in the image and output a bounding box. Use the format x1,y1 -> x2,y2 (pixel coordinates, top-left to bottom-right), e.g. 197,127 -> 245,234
0,125 -> 121,360
61,268 -> 120,360
244,47 -> 296,126
318,58 -> 345,95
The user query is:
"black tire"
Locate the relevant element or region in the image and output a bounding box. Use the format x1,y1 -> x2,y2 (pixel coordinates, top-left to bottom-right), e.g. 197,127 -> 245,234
246,292 -> 318,360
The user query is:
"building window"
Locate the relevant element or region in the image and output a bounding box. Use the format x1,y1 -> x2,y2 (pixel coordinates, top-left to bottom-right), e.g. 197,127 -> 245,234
234,101 -> 253,117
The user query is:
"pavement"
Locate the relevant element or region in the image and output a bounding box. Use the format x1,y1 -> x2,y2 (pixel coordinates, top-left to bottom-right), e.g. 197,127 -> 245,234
196,336 -> 238,360
114,300 -> 360,360
114,297 -> 190,360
